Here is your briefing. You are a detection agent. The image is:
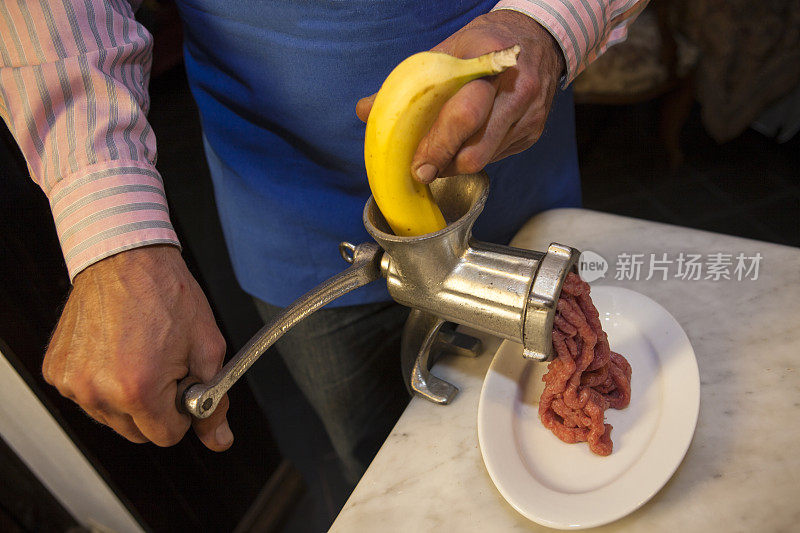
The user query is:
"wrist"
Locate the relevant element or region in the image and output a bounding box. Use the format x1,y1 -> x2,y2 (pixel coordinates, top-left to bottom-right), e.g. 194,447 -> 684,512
74,244 -> 183,286
489,8 -> 566,81
534,20 -> 566,80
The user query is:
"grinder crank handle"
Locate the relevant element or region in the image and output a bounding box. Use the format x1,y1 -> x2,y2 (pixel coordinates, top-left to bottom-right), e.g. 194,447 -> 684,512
178,241 -> 383,419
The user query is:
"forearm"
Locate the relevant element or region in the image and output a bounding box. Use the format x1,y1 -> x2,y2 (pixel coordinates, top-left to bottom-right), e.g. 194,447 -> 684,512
492,0 -> 650,83
0,0 -> 179,280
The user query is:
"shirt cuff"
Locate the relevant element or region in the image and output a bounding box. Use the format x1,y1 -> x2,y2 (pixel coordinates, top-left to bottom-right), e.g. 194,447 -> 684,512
492,1 -> 581,85
47,160 -> 181,281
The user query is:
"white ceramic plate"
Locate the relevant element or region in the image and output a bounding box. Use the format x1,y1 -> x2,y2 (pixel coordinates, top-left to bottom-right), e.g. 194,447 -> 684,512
478,286 -> 700,530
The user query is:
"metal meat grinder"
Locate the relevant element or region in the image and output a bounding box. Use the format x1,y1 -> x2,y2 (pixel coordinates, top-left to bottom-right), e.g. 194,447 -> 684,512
181,172 -> 579,418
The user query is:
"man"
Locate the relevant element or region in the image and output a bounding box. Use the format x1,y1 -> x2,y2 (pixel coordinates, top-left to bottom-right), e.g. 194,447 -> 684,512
0,0 -> 646,481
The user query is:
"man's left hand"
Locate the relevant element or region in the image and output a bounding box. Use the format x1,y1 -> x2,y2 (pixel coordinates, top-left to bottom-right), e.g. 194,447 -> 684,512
356,9 -> 565,183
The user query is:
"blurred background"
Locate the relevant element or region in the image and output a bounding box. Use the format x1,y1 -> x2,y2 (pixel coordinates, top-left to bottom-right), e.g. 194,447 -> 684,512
1,1 -> 797,531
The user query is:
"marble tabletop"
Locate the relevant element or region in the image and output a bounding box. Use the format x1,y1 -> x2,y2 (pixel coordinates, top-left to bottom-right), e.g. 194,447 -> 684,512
330,209 -> 800,532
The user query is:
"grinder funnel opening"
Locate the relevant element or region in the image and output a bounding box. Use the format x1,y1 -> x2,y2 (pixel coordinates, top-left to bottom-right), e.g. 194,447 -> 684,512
364,172 -> 489,242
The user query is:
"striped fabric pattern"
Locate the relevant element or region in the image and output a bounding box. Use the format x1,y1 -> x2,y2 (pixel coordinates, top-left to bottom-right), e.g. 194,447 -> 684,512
494,0 -> 649,82
0,0 -> 178,280
0,0 -> 645,282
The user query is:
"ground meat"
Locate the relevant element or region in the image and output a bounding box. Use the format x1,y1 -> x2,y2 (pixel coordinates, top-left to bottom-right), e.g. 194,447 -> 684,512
539,272 -> 632,456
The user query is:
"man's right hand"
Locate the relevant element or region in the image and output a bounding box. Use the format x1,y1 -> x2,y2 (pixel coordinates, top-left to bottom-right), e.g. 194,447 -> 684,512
43,245 -> 233,451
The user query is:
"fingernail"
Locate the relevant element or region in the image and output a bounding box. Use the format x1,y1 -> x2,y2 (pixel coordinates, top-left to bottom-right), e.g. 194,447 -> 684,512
415,163 -> 438,184
216,420 -> 234,446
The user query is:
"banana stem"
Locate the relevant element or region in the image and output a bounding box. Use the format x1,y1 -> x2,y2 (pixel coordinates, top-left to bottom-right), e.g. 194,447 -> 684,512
485,45 -> 521,73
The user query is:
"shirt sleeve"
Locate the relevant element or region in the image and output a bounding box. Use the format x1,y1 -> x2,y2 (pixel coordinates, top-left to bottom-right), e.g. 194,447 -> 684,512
492,0 -> 650,84
0,0 -> 179,281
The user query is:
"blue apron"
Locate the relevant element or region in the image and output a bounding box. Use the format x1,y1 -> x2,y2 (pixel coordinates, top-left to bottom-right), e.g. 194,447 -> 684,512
174,0 -> 581,306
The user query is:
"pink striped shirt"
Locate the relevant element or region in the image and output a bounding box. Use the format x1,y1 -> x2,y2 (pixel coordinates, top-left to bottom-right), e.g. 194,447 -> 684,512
0,0 -> 646,281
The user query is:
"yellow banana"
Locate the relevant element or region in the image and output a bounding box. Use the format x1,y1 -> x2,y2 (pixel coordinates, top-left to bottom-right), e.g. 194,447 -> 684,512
365,45 -> 520,236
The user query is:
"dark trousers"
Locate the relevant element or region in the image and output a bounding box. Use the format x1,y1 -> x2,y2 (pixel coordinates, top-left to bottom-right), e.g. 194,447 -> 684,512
249,299 -> 410,482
